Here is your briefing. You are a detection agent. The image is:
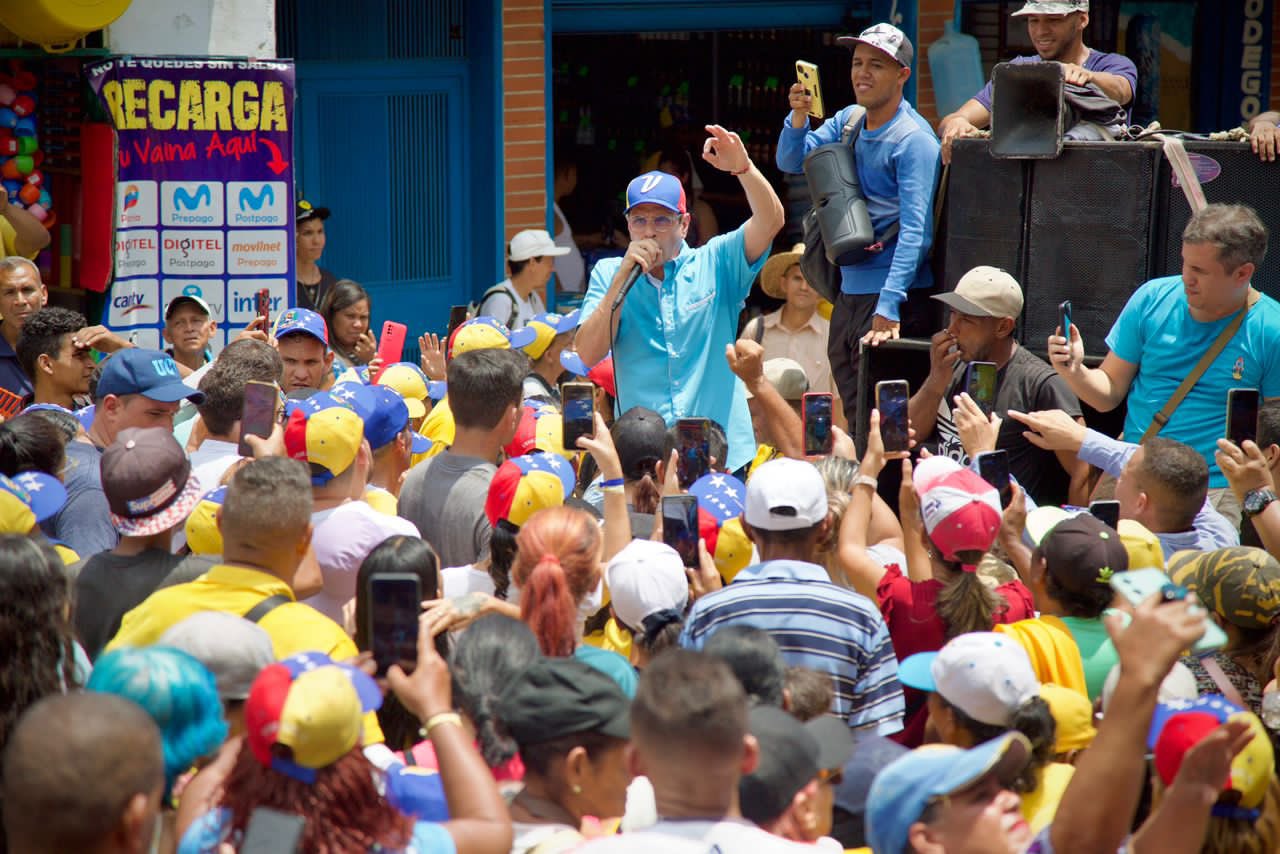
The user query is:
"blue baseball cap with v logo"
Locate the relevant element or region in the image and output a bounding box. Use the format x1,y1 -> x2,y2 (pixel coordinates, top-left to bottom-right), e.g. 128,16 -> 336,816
95,349 -> 205,404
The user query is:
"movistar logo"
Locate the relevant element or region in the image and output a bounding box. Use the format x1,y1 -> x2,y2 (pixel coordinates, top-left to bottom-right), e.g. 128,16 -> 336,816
238,184 -> 275,211
173,184 -> 212,211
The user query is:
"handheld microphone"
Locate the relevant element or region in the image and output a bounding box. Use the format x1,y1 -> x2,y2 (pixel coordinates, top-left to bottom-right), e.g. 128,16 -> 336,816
611,263 -> 645,311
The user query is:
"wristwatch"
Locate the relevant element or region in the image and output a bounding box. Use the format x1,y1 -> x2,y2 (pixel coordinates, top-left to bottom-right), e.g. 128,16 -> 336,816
1243,488 -> 1278,519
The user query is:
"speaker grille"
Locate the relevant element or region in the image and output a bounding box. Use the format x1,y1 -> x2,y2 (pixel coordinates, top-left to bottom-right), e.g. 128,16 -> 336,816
1022,143 -> 1160,355
1154,141 -> 1280,300
940,139 -> 1026,291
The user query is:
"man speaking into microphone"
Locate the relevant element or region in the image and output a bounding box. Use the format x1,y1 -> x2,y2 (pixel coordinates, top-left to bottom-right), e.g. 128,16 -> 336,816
575,124 -> 784,472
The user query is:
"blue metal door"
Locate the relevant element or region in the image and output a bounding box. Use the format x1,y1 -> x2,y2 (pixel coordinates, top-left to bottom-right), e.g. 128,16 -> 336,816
294,62 -> 468,335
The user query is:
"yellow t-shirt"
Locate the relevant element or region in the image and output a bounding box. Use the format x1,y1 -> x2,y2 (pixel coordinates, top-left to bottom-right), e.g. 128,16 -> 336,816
363,486 -> 398,516
1020,762 -> 1075,832
107,563 -> 382,742
0,217 -> 34,259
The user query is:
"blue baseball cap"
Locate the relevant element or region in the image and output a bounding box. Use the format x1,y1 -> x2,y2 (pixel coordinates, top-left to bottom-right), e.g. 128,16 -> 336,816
624,170 -> 687,215
273,308 -> 329,348
95,349 -> 205,404
866,733 -> 1032,854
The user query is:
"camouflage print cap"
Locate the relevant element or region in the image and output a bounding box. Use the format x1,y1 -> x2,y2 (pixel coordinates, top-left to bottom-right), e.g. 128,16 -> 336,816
1168,546 -> 1280,630
1011,0 -> 1088,16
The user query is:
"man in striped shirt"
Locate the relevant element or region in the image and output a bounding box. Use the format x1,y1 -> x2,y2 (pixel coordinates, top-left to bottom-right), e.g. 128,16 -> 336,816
680,458 -> 904,734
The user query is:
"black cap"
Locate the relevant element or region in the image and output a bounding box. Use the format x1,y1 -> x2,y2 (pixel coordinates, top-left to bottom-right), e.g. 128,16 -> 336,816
1041,514 -> 1129,594
740,706 -> 854,824
296,199 -> 330,223
610,406 -> 667,481
495,658 -> 630,746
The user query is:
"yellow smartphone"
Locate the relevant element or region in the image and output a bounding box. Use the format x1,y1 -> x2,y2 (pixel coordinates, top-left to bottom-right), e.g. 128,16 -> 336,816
796,60 -> 825,119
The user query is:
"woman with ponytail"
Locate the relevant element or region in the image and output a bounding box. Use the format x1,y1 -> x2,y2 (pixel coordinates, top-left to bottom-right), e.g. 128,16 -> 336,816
899,632 -> 1066,833
837,412 -> 1035,747
512,505 -> 638,696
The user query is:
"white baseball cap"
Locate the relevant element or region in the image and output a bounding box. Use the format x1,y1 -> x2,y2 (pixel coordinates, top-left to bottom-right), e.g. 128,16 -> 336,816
836,23 -> 914,68
932,266 -> 1024,319
744,458 -> 828,532
605,539 -> 690,636
898,632 -> 1041,727
509,229 -> 571,262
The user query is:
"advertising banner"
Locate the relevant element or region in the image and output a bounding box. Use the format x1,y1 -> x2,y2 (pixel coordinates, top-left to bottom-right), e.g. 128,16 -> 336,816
86,57 -> 295,351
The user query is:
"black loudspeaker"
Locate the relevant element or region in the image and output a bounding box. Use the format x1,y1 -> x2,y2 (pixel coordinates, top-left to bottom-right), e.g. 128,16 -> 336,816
1153,141 -> 1280,301
940,139 -> 1027,289
1021,142 -> 1161,355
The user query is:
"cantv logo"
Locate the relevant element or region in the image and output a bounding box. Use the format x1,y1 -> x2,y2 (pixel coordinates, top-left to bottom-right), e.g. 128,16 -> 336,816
111,293 -> 154,316
173,184 -> 213,211
238,185 -> 275,211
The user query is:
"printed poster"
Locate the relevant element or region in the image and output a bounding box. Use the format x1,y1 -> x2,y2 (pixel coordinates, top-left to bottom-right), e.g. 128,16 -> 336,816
87,57 -> 296,351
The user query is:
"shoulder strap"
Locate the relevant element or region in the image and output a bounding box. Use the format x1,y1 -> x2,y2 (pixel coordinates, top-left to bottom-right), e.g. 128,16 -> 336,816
243,593 -> 291,624
1200,654 -> 1248,710
477,284 -> 518,329
839,105 -> 867,145
1141,288 -> 1260,443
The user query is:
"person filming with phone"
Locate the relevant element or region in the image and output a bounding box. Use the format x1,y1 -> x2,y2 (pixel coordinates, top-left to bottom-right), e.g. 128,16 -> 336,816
1046,204 -> 1280,527
777,23 -> 940,426
908,266 -> 1085,506
574,124 -> 784,475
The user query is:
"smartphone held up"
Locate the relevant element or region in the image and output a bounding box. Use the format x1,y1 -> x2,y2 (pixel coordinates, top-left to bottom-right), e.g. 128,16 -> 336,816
875,380 -> 910,453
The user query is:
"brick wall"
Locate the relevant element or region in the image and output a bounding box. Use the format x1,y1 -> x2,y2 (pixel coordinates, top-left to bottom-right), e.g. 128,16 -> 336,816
503,0 -> 548,241
915,0 -> 955,125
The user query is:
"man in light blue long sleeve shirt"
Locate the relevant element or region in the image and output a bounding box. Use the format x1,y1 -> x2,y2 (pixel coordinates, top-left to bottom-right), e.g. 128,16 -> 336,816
1010,408 -> 1239,558
777,23 -> 940,423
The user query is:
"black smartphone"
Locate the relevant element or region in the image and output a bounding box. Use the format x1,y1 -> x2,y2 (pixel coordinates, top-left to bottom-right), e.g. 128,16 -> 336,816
1227,388 -> 1261,446
662,494 -> 700,568
447,304 -> 468,336
367,573 -> 421,677
240,806 -> 306,854
976,450 -> 1012,508
875,380 -> 910,453
965,361 -> 998,417
562,382 -> 595,449
1089,499 -> 1121,529
237,380 -> 278,457
1059,300 -> 1072,338
802,392 -> 834,455
676,417 -> 710,489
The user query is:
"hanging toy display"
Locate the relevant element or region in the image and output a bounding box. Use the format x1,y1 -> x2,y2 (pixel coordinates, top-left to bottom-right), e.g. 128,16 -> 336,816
0,63 -> 52,227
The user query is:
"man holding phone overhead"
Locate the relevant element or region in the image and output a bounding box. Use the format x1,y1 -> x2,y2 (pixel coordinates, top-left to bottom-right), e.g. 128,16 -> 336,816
776,23 -> 940,425
1047,204 -> 1280,526
575,124 -> 784,473
909,266 -> 1084,506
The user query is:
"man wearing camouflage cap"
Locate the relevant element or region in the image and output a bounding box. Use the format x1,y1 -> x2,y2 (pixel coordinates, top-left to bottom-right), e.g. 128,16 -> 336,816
938,0 -> 1138,163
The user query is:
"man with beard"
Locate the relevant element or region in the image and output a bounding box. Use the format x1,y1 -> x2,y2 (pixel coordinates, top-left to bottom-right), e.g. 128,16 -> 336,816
938,0 -> 1137,164
907,266 -> 1084,506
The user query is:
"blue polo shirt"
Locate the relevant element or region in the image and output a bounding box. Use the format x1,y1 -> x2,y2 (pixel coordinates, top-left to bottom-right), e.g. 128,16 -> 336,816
679,558 -> 905,735
0,334 -> 31,399
1105,276 -> 1280,487
582,224 -> 766,472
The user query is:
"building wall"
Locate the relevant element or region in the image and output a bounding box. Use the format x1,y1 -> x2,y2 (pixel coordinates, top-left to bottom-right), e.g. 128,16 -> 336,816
502,0 -> 548,241
915,0 -> 951,125
106,0 -> 276,57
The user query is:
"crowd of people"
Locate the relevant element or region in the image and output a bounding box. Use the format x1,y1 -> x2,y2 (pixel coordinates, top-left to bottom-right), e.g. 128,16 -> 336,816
5,1 -> 1280,853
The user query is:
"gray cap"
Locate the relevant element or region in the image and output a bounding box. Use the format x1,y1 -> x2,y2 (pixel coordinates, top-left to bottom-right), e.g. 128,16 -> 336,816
158,611 -> 275,701
836,23 -> 914,68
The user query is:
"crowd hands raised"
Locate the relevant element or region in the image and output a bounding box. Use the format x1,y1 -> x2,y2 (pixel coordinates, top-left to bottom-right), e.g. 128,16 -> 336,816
9,6 -> 1280,854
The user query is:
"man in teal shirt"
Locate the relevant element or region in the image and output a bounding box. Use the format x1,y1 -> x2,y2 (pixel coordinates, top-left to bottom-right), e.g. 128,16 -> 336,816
576,124 -> 784,472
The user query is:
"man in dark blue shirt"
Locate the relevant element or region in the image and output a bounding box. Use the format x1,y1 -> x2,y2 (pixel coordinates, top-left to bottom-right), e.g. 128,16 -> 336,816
938,0 -> 1138,163
0,256 -> 47,398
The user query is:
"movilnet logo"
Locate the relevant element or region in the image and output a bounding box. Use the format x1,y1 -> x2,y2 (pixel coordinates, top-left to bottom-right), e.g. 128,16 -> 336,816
123,185 -> 140,211
172,184 -> 213,211
238,184 -> 275,211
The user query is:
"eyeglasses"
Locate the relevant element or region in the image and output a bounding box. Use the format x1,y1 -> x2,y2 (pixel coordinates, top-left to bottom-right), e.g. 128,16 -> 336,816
627,213 -> 684,231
